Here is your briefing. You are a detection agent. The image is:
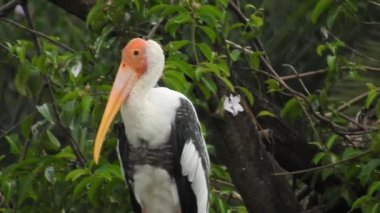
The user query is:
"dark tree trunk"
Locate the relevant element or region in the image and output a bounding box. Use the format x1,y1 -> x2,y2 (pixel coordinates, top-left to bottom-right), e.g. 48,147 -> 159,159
208,99 -> 302,212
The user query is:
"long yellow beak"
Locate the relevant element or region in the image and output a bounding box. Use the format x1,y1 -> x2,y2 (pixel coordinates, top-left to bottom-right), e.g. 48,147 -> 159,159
93,65 -> 138,164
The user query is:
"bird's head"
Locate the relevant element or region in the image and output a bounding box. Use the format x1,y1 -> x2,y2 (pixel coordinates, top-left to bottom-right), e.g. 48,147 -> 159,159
93,38 -> 164,164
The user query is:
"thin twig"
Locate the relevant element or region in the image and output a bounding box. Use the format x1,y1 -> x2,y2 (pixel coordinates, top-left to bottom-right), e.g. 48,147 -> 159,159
0,17 -> 75,52
369,0 -> 380,7
272,150 -> 371,176
191,21 -> 199,64
363,21 -> 380,25
338,112 -> 367,130
20,3 -> 41,54
283,64 -> 311,95
145,18 -> 163,39
0,111 -> 36,140
325,27 -> 380,64
280,69 -> 327,80
45,77 -> 86,167
226,0 -> 379,138
324,87 -> 380,115
210,177 -> 235,187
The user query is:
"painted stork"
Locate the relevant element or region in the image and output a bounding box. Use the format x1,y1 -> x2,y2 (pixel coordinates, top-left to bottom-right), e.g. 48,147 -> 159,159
93,38 -> 210,213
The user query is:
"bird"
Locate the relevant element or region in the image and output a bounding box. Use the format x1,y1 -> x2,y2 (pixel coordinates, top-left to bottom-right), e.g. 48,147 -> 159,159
93,38 -> 210,213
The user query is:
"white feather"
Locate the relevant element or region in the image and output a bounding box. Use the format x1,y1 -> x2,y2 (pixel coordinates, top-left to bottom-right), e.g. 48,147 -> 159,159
181,140 -> 209,213
133,165 -> 180,213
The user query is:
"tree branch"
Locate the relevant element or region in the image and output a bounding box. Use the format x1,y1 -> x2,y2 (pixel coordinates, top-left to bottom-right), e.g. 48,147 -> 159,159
46,0 -> 95,21
273,150 -> 371,176
45,78 -> 86,167
0,17 -> 75,52
20,2 -> 41,54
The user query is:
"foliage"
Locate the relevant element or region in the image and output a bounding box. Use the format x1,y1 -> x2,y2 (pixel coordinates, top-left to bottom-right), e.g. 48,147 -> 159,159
0,0 -> 379,212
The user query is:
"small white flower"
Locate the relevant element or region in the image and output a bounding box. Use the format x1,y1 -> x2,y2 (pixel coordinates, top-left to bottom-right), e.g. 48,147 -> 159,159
14,5 -> 25,16
224,94 -> 244,116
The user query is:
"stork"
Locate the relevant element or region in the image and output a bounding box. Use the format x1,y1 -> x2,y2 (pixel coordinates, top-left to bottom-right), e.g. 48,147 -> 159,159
93,38 -> 210,213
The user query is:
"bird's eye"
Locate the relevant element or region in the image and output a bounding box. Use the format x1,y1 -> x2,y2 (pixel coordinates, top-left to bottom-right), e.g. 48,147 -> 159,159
133,50 -> 139,56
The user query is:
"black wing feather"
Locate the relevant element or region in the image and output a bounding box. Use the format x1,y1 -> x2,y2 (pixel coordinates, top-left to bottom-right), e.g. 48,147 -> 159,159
116,123 -> 142,213
171,98 -> 210,213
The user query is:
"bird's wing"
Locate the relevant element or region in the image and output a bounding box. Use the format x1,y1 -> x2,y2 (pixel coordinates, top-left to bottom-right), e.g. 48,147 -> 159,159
116,123 -> 142,213
171,97 -> 210,213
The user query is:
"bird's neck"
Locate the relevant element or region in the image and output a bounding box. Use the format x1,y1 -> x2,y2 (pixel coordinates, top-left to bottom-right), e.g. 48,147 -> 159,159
124,70 -> 159,112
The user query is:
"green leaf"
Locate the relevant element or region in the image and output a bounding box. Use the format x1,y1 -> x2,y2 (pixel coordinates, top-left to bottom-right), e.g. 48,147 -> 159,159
249,14 -> 263,27
21,115 -> 33,139
198,83 -> 211,100
36,103 -> 55,124
326,55 -> 336,71
5,135 -> 22,155
352,195 -> 371,209
81,95 -> 93,122
326,134 -> 338,149
359,159 -> 380,184
327,6 -> 340,29
368,181 -> 380,196
313,152 -> 326,165
45,130 -> 61,151
161,5 -> 187,17
55,146 -> 76,160
95,164 -> 122,181
18,173 -> 37,205
229,49 -> 241,61
249,52 -> 261,70
280,98 -> 303,121
265,79 -> 281,93
165,13 -> 191,36
215,196 -> 227,213
201,77 -> 217,95
44,166 -> 55,184
218,77 -> 235,92
163,70 -> 189,94
198,5 -> 223,22
73,176 -> 93,198
366,83 -> 378,108
66,168 -> 90,182
316,44 -> 326,56
198,43 -> 213,61
15,63 -> 30,96
321,168 -> 333,181
236,86 -> 254,106
370,203 -> 380,213
311,0 -> 333,23
217,0 -> 228,7
165,40 -> 190,51
60,90 -> 80,103
199,26 -> 217,43
88,176 -> 102,205
257,110 -> 275,118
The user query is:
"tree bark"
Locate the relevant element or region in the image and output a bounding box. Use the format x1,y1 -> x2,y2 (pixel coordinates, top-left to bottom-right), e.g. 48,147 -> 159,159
209,104 -> 302,212
46,0 -> 95,20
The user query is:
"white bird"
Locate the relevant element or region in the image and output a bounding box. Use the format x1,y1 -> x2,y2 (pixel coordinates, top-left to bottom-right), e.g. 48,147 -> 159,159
93,38 -> 210,213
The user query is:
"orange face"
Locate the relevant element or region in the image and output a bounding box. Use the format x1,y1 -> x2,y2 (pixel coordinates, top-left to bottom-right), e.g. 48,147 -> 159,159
121,38 -> 147,77
93,38 -> 148,164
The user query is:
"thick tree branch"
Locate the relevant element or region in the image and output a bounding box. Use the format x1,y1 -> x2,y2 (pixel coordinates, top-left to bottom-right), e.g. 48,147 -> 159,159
209,93 -> 302,212
46,0 -> 95,20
